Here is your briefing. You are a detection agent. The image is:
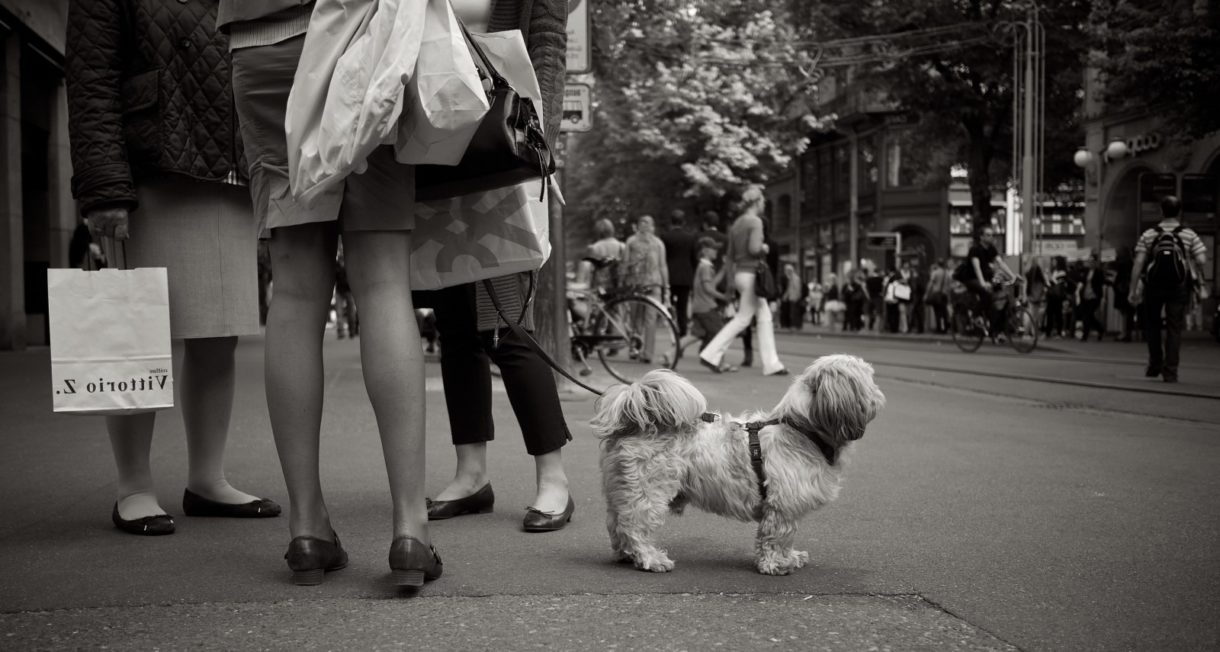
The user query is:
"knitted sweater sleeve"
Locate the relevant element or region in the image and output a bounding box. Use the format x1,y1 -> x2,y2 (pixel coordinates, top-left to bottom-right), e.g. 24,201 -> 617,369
526,0 -> 568,150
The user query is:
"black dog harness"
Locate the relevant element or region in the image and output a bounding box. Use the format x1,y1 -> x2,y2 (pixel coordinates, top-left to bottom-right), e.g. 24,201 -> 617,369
701,413 -> 838,502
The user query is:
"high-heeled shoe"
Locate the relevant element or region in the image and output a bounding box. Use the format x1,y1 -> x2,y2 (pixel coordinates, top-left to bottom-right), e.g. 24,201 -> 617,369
112,502 -> 175,536
284,531 -> 348,586
426,483 -> 494,520
388,535 -> 442,587
522,495 -> 575,533
182,489 -> 281,518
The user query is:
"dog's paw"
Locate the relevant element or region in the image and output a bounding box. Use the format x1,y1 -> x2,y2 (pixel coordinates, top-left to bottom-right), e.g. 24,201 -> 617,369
634,554 -> 675,573
789,550 -> 810,568
751,556 -> 800,578
756,560 -> 793,576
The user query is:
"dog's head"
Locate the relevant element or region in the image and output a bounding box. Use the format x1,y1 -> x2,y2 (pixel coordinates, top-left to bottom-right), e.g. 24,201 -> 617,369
591,369 -> 708,440
774,354 -> 885,447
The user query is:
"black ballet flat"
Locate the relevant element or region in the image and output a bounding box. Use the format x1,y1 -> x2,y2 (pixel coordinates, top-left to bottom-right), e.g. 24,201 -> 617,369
284,531 -> 348,586
426,483 -> 494,520
182,488 -> 282,518
523,496 -> 575,533
388,535 -> 443,587
112,502 -> 175,536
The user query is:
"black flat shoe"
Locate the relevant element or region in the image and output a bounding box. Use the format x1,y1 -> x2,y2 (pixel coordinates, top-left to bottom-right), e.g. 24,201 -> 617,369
285,531 -> 348,586
182,489 -> 281,518
112,502 -> 175,536
389,535 -> 443,587
523,496 -> 575,533
1145,365 -> 1162,378
426,483 -> 494,520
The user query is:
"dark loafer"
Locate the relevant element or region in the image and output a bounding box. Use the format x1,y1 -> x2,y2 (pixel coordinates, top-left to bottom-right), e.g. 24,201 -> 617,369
426,483 -> 494,520
182,488 -> 282,518
284,531 -> 348,586
389,535 -> 443,587
523,496 -> 575,533
112,502 -> 175,536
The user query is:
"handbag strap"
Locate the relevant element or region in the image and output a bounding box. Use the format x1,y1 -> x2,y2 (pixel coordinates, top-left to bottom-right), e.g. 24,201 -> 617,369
455,19 -> 510,89
481,278 -> 606,397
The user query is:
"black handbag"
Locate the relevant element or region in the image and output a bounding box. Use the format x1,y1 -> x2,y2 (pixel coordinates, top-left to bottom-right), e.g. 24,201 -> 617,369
414,24 -> 555,202
754,260 -> 780,301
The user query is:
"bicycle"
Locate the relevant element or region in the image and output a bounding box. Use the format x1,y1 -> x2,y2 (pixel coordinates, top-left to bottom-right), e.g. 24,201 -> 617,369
951,276 -> 1039,354
567,259 -> 681,383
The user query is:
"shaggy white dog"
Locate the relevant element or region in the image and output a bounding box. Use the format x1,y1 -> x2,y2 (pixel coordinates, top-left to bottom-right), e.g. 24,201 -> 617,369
591,354 -> 885,575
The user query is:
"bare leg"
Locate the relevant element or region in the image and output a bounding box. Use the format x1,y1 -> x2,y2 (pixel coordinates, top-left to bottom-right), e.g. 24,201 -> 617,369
434,442 -> 489,501
107,412 -> 164,519
265,223 -> 339,540
181,336 -> 260,504
531,449 -> 570,514
343,230 -> 429,544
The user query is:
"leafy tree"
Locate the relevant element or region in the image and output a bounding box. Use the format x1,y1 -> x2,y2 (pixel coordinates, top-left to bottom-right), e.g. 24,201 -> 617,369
567,0 -> 824,239
1087,0 -> 1220,139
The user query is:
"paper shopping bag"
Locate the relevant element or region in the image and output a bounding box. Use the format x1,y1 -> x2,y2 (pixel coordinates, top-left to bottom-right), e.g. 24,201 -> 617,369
409,180 -> 549,290
395,0 -> 489,165
46,268 -> 174,415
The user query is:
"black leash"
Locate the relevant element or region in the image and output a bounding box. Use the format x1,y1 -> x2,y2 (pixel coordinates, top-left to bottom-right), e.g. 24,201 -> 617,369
482,277 -> 606,396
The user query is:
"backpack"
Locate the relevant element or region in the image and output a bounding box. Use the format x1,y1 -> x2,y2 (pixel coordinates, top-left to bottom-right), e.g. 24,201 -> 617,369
1144,226 -> 1190,293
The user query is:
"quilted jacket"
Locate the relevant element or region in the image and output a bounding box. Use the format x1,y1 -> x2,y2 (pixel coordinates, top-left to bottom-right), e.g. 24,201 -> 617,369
67,0 -> 245,216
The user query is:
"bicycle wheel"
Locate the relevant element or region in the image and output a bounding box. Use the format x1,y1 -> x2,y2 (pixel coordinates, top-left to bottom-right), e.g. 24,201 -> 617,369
952,309 -> 984,353
594,295 -> 680,383
1007,308 -> 1039,354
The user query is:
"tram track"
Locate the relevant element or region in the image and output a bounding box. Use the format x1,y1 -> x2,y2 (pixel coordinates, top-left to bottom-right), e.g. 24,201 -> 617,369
772,338 -> 1220,401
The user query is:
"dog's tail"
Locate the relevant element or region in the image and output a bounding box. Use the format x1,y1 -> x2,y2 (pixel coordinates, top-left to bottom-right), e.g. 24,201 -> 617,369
590,369 -> 707,440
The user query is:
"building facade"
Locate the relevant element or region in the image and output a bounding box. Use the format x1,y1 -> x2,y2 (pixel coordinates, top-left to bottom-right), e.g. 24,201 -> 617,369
0,0 -> 72,350
766,76 -> 1089,285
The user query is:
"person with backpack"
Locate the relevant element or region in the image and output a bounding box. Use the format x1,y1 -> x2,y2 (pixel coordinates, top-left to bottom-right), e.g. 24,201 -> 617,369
1129,196 -> 1209,383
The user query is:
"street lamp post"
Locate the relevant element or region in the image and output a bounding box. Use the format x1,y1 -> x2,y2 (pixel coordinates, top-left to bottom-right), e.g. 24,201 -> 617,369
1073,138 -> 1131,251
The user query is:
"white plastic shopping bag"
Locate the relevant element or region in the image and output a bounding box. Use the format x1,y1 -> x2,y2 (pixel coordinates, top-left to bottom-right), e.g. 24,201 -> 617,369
286,0 -> 427,206
47,267 -> 174,415
410,180 -> 549,290
395,0 -> 489,165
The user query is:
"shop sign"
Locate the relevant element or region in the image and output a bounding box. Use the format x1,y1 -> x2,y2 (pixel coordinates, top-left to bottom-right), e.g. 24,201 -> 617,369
1125,132 -> 1163,157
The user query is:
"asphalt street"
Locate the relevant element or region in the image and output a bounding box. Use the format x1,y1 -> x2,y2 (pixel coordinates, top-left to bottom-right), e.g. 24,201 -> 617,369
0,329 -> 1217,651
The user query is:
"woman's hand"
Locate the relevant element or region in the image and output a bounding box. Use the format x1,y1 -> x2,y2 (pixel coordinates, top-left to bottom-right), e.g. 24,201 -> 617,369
86,206 -> 131,240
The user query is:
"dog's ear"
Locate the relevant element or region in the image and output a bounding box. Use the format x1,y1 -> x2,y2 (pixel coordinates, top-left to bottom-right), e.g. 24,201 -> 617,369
807,362 -> 883,446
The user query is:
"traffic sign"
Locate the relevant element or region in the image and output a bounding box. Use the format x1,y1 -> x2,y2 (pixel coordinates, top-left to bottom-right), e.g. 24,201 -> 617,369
561,84 -> 593,133
566,0 -> 591,73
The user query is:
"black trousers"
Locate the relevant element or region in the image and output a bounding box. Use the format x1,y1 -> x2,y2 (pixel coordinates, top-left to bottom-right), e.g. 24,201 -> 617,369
1143,293 -> 1188,376
1076,298 -> 1105,340
416,284 -> 571,456
670,284 -> 691,336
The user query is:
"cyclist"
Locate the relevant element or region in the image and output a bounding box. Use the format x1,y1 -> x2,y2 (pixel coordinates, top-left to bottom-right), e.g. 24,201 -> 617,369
953,226 -> 1018,336
570,219 -> 626,324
